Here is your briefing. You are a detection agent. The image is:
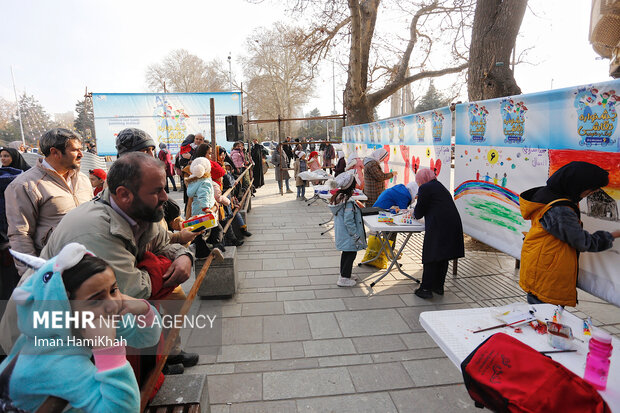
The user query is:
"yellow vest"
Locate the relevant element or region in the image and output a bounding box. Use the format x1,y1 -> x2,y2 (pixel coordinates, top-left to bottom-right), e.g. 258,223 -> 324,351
519,197 -> 579,306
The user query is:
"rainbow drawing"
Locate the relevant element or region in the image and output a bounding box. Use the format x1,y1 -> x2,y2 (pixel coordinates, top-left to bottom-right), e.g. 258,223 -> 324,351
454,180 -> 520,208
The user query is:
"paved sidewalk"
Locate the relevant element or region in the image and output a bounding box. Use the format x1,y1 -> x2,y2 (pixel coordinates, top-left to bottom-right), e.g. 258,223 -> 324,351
180,172 -> 620,413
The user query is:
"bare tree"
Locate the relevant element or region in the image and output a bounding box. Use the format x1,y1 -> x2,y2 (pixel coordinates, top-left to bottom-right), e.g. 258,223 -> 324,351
145,49 -> 229,93
290,0 -> 473,125
242,23 -> 315,137
467,0 -> 528,100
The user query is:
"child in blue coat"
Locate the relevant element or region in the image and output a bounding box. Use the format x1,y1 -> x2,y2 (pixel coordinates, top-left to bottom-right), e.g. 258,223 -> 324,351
185,157 -> 216,258
328,172 -> 367,287
0,243 -> 162,412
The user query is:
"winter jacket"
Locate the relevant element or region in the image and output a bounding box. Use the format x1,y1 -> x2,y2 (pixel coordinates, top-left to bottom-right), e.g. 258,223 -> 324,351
294,159 -> 308,187
519,188 -> 614,306
414,179 -> 464,263
329,199 -> 367,252
231,149 -> 246,170
5,159 -> 93,274
186,177 -> 215,216
363,159 -> 393,207
272,151 -> 290,181
0,167 -> 22,246
373,184 -> 413,210
158,149 -> 175,177
0,248 -> 161,412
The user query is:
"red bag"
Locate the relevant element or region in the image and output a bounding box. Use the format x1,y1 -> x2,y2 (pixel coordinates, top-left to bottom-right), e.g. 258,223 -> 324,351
461,333 -> 610,413
137,251 -> 175,300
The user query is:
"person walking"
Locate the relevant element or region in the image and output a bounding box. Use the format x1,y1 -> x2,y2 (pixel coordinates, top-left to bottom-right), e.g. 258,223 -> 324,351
158,143 -> 177,192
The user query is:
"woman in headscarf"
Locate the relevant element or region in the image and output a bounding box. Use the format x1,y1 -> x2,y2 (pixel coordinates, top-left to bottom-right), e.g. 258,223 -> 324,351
363,148 -> 397,207
413,168 -> 464,299
334,150 -> 346,177
272,143 -> 292,193
0,147 -> 28,304
345,153 -> 364,190
519,161 -> 620,306
0,147 -> 30,171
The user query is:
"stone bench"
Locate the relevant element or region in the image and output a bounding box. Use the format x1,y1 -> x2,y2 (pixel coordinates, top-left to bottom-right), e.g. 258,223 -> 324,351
198,246 -> 238,298
146,373 -> 209,413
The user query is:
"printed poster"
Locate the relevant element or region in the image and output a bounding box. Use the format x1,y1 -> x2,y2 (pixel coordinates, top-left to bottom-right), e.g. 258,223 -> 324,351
92,92 -> 242,156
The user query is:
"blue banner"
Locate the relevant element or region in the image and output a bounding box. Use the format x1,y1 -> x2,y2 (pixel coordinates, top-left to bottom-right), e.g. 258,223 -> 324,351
342,106 -> 452,191
92,92 -> 242,156
455,80 -> 619,151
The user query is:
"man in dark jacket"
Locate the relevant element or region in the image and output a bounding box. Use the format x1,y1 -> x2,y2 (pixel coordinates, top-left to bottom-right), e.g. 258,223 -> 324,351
283,137 -> 294,168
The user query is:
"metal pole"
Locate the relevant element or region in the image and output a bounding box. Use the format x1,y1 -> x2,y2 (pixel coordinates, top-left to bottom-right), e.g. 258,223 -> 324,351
10,65 -> 25,145
278,116 -> 283,195
210,98 -> 216,161
228,53 -> 232,90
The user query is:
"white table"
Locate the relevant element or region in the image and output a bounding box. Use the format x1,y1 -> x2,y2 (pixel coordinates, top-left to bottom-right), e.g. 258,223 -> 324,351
419,304 -> 620,409
301,175 -> 334,206
360,215 -> 425,287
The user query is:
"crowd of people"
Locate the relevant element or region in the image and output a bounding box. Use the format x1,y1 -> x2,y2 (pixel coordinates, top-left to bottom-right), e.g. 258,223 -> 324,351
0,127 -> 619,412
0,127 -> 260,411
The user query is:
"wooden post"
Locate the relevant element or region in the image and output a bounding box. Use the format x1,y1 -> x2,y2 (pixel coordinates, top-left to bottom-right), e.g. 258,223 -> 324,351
515,259 -> 520,269
210,98 -> 216,161
452,258 -> 458,276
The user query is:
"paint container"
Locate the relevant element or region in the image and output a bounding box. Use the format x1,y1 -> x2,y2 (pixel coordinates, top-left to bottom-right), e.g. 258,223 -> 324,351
584,329 -> 613,390
547,321 -> 573,350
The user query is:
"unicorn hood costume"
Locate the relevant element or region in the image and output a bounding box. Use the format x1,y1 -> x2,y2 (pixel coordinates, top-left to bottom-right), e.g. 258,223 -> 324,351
0,243 -> 161,412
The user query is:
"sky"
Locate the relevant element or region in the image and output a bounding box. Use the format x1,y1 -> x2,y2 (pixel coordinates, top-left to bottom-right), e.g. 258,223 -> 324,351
0,0 -> 613,122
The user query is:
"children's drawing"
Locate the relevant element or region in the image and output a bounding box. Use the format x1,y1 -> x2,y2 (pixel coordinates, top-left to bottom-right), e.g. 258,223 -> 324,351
415,115 -> 426,142
400,145 -> 411,184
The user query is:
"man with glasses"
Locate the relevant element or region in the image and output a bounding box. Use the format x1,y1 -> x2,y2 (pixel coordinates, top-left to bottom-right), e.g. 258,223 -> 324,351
5,128 -> 93,275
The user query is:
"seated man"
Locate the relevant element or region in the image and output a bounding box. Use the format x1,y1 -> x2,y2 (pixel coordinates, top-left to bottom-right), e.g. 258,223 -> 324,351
0,153 -> 198,371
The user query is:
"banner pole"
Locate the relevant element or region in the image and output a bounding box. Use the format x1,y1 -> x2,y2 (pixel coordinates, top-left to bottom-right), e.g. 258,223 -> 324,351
210,98 -> 216,161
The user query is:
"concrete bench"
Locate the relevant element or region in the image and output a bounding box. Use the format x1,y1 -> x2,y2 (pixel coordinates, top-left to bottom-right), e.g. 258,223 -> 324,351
198,246 -> 238,298
146,373 -> 209,413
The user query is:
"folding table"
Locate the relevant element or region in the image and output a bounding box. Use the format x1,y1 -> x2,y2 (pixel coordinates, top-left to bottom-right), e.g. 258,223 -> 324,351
360,215 -> 425,287
419,304 -> 620,409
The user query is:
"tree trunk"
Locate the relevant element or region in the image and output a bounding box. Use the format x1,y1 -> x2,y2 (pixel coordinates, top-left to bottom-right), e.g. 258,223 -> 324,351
468,0 -> 528,101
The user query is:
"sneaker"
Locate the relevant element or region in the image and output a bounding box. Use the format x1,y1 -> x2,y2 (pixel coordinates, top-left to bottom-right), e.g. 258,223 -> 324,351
286,189 -> 293,193
337,277 -> 357,287
432,286 -> 444,295
351,274 -> 359,281
414,287 -> 433,299
241,230 -> 252,237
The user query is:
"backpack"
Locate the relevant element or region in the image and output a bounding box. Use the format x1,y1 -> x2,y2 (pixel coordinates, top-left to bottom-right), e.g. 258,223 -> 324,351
461,333 -> 610,412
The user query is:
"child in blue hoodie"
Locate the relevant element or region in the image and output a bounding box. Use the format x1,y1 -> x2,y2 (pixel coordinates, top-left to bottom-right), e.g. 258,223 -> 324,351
328,171 -> 367,287
0,243 -> 162,412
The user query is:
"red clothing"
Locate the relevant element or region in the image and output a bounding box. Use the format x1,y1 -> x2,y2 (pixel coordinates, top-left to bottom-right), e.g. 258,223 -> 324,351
93,186 -> 104,196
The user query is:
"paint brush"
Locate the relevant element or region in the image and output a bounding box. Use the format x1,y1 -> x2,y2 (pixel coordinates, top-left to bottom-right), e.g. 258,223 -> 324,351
540,350 -> 577,355
473,318 -> 529,334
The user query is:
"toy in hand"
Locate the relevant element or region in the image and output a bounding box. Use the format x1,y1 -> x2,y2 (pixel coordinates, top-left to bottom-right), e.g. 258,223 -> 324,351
182,211 -> 218,232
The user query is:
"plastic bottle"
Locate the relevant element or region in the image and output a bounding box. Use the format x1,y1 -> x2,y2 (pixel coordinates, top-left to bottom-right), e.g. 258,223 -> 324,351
583,329 -> 613,390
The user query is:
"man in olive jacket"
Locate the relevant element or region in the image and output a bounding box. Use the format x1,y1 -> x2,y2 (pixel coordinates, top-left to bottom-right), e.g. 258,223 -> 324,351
0,153 -> 192,353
